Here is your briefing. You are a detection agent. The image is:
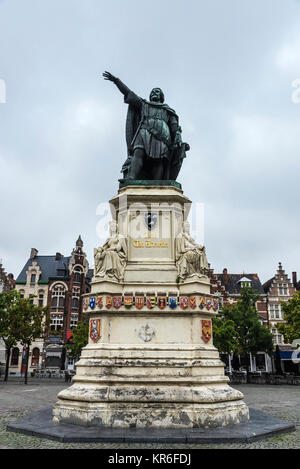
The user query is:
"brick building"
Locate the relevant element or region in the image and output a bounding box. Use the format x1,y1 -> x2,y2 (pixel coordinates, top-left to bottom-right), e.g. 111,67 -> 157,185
263,262 -> 298,374
210,268 -> 271,372
11,236 -> 92,376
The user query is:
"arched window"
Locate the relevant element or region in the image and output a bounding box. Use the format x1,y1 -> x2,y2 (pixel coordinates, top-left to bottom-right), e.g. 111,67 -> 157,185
51,284 -> 66,310
31,348 -> 40,367
11,347 -> 20,366
19,290 -> 25,299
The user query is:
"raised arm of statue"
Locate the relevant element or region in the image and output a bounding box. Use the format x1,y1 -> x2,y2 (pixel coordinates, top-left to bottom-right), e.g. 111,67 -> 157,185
103,71 -> 131,97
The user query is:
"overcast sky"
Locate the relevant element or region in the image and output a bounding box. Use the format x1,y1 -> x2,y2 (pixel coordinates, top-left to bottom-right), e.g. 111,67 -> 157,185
1,0 -> 300,284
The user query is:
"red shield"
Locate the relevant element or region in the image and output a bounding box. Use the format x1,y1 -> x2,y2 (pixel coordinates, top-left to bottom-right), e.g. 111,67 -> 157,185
202,320 -> 212,343
158,297 -> 166,310
180,296 -> 189,310
113,296 -> 122,309
189,296 -> 196,309
206,299 -> 212,310
83,298 -> 89,311
90,319 -> 101,343
97,296 -> 103,308
135,297 -> 144,309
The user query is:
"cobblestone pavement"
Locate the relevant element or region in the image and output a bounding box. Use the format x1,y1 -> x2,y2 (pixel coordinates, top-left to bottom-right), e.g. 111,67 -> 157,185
0,379 -> 299,449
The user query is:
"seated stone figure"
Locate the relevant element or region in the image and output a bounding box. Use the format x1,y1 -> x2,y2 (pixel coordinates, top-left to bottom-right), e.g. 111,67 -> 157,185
176,222 -> 209,280
94,221 -> 127,281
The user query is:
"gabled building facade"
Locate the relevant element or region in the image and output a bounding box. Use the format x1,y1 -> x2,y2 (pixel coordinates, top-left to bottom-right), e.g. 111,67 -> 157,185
263,263 -> 299,374
11,237 -> 91,376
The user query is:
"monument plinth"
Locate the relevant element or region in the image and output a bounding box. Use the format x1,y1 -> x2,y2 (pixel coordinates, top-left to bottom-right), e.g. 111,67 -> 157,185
53,183 -> 249,428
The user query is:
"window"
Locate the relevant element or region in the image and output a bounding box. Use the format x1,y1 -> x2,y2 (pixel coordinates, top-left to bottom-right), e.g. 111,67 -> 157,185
29,294 -> 34,305
38,292 -> 44,307
70,314 -> 78,329
271,328 -> 284,345
50,314 -> 64,331
278,283 -> 288,296
269,304 -> 282,320
72,286 -> 80,309
19,290 -> 25,299
11,347 -> 20,366
51,284 -> 66,310
30,273 -> 36,284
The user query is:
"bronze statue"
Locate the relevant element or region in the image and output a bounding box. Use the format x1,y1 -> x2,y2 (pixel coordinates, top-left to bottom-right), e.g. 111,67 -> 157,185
103,71 -> 189,181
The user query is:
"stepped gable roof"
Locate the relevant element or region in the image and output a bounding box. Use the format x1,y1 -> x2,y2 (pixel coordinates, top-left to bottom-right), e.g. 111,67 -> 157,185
16,255 -> 71,283
215,272 -> 264,295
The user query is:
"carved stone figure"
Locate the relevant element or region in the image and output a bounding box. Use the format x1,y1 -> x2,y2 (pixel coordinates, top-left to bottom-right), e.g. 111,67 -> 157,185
103,71 -> 189,181
176,222 -> 209,280
94,221 -> 127,281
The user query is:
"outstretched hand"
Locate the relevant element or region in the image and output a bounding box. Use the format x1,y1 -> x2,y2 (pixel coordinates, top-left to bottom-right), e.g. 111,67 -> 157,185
103,71 -> 117,83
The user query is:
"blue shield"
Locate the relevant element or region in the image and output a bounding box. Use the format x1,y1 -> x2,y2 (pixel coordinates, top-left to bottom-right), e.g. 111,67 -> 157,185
89,297 -> 96,310
169,297 -> 177,309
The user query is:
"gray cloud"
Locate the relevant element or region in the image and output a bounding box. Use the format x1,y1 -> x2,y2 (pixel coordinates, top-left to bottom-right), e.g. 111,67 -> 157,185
1,0 -> 300,283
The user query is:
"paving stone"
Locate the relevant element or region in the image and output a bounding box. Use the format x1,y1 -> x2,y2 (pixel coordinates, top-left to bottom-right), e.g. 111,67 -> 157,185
0,381 -> 299,449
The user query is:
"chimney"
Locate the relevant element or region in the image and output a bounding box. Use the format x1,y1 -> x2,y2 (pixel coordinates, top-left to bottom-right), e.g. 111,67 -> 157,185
30,248 -> 38,259
223,268 -> 228,285
292,272 -> 297,288
56,252 -> 62,261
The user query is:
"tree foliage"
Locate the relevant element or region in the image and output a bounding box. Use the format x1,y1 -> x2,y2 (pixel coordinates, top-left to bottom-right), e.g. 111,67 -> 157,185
0,290 -> 49,383
64,321 -> 89,362
277,291 -> 300,344
213,287 -> 273,362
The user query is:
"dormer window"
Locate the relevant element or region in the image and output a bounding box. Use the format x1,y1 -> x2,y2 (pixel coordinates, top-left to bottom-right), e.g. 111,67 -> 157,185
238,277 -> 252,288
30,273 -> 36,284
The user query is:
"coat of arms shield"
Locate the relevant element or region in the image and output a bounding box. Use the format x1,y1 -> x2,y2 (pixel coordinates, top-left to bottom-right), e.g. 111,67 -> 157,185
158,297 -> 166,310
89,297 -> 96,310
169,297 -> 177,309
113,296 -> 122,309
146,297 -> 156,309
135,297 -> 144,310
202,320 -> 212,343
106,296 -> 112,309
97,296 -> 103,308
180,296 -> 188,310
199,297 -> 205,309
206,299 -> 212,310
83,297 -> 89,311
124,296 -> 133,308
189,296 -> 196,309
90,319 -> 101,343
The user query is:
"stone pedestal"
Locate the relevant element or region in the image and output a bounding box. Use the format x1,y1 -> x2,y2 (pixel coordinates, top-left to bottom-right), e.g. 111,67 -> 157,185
53,183 -> 249,428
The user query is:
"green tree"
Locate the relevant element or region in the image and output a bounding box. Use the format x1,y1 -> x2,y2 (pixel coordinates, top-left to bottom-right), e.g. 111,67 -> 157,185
213,287 -> 273,380
0,290 -> 22,382
15,297 -> 50,384
64,321 -> 89,363
277,291 -> 300,344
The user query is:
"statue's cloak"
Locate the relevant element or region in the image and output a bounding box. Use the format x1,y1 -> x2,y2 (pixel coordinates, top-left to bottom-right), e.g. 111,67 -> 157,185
124,91 -> 178,156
